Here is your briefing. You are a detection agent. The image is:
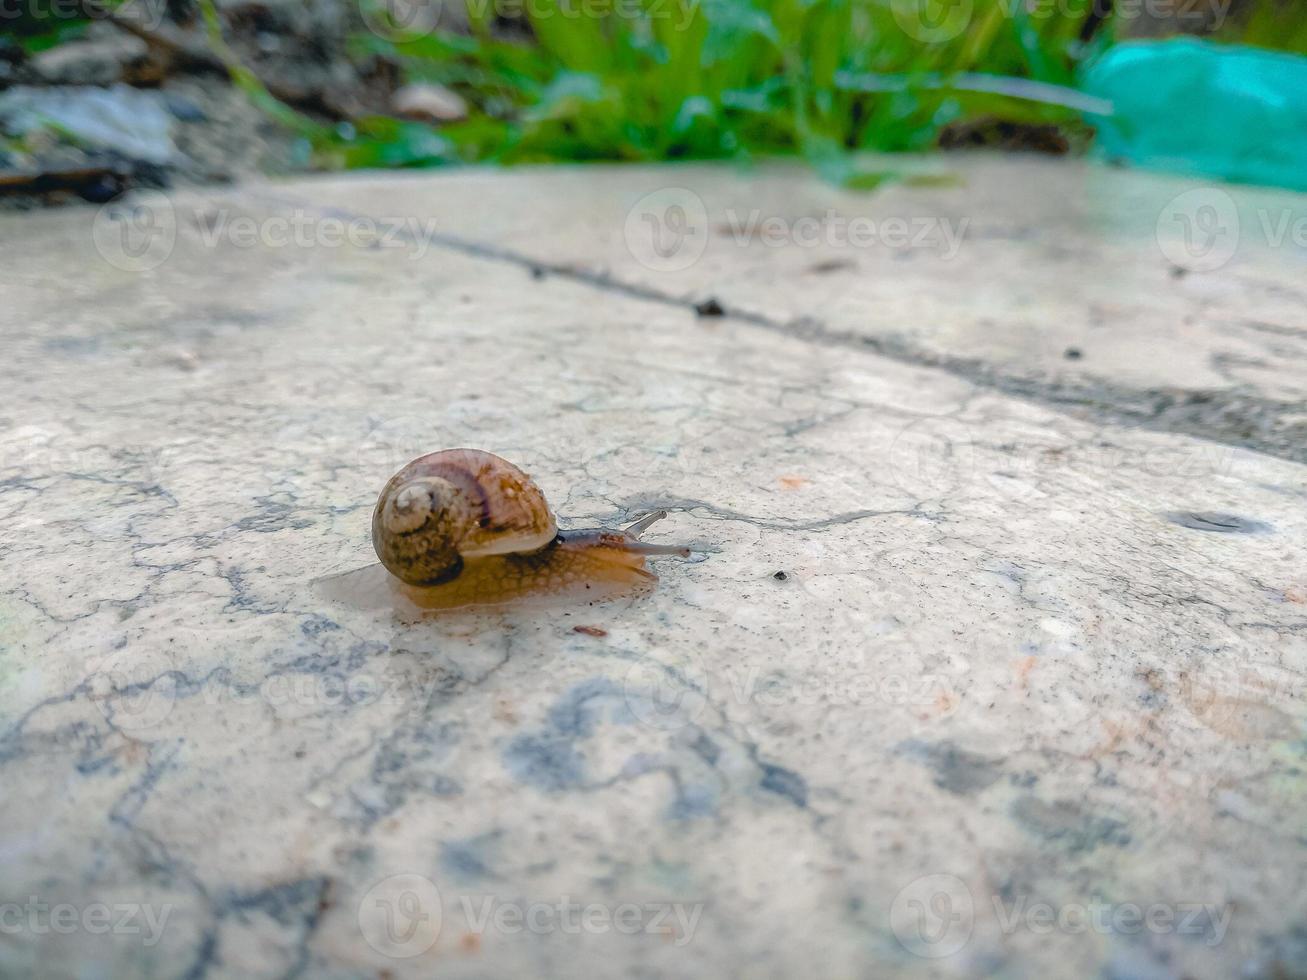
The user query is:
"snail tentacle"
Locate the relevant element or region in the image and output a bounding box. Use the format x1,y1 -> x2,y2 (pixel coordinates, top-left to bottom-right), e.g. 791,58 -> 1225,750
623,510 -> 669,538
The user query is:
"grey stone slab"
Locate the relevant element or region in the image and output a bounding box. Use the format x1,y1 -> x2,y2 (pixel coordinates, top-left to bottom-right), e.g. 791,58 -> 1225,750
293,155 -> 1307,462
0,174 -> 1305,980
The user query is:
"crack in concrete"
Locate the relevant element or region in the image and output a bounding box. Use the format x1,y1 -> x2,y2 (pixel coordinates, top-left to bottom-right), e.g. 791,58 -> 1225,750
260,190 -> 1307,468
7,187 -> 1304,979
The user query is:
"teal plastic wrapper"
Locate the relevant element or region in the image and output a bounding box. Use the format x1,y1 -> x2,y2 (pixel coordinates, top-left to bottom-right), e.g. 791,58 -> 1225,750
1080,38 -> 1307,192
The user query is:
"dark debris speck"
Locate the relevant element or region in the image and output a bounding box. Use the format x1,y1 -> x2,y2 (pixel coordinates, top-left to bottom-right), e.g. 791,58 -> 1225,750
1163,511 -> 1272,535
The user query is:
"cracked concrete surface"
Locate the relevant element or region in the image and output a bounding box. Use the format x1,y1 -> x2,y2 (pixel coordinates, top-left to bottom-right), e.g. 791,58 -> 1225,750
297,157 -> 1307,464
1,157 -> 1306,979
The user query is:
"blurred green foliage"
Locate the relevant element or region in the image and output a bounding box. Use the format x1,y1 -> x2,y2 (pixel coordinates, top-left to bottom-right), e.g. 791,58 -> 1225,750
1221,0 -> 1307,52
7,17 -> 89,48
330,0 -> 1112,179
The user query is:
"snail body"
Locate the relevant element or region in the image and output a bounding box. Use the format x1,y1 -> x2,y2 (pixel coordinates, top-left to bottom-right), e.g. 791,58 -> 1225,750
371,449 -> 688,610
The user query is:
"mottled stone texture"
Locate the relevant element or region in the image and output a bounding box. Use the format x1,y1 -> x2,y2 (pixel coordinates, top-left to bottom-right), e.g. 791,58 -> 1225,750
1,158 -> 1305,980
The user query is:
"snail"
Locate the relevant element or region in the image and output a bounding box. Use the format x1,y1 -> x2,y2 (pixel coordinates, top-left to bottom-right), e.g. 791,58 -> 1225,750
362,449 -> 690,611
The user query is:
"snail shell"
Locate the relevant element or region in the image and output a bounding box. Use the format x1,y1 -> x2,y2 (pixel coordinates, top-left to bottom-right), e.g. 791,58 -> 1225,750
369,449 -> 689,610
372,449 -> 558,586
